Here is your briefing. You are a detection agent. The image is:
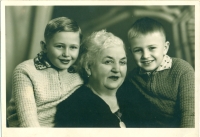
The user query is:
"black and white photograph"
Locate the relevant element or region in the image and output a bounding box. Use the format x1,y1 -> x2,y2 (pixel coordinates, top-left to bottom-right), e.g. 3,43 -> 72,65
1,1 -> 199,137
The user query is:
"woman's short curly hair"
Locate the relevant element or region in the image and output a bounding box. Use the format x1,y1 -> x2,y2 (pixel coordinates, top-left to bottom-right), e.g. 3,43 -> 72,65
76,29 -> 126,83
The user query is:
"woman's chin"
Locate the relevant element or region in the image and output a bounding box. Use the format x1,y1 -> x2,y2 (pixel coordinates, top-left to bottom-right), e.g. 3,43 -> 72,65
105,84 -> 121,90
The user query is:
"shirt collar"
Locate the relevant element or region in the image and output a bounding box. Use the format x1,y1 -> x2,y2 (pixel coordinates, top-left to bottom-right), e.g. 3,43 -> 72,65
34,51 -> 52,70
139,55 -> 172,75
156,55 -> 172,71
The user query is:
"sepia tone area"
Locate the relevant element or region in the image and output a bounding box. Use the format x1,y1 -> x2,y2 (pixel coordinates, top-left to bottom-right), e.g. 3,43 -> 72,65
6,6 -> 195,107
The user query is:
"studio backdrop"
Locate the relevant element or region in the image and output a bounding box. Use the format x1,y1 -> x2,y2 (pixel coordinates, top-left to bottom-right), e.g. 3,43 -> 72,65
6,6 -> 195,106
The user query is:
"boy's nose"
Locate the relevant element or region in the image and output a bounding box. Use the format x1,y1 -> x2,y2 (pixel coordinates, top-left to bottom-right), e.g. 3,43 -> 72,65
142,50 -> 150,59
62,48 -> 69,57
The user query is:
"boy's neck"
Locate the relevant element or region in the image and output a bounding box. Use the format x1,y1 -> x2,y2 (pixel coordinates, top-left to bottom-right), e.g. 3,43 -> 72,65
139,69 -> 156,75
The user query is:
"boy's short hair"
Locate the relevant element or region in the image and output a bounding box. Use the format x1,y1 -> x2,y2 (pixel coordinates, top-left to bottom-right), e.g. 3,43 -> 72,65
44,17 -> 82,43
128,17 -> 166,41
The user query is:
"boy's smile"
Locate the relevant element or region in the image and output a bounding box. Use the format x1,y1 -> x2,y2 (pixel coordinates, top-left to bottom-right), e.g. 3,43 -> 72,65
59,58 -> 70,64
45,32 -> 80,70
130,32 -> 169,72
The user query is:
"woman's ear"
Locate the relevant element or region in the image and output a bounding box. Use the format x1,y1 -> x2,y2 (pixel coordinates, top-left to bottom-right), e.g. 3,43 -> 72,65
163,41 -> 170,55
85,63 -> 91,77
40,41 -> 47,53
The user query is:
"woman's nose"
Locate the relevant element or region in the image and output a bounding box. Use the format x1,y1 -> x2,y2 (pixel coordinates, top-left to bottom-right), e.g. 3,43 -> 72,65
112,63 -> 120,73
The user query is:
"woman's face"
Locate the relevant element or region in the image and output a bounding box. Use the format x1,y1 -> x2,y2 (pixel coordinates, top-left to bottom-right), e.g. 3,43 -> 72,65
88,45 -> 127,92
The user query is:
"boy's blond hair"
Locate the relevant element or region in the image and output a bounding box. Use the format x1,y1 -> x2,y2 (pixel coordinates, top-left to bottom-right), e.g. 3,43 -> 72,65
128,17 -> 166,42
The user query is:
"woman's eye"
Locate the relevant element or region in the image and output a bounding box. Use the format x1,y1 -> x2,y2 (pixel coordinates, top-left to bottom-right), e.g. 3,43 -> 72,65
104,60 -> 113,64
120,60 -> 127,65
70,46 -> 78,50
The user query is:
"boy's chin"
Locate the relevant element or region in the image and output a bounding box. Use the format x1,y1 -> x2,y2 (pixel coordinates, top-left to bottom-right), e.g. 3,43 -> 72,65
141,67 -> 157,72
53,65 -> 70,70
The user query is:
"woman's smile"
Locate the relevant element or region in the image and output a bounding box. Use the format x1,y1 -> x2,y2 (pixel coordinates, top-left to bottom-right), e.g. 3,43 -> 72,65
108,76 -> 120,81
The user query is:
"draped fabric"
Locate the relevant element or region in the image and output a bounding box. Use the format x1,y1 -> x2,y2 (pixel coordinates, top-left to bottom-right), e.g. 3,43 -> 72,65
6,6 -> 53,106
52,6 -> 195,70
6,6 -> 194,107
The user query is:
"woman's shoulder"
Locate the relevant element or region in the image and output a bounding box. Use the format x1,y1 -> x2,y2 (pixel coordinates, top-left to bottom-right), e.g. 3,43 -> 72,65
58,86 -> 91,106
56,86 -> 94,118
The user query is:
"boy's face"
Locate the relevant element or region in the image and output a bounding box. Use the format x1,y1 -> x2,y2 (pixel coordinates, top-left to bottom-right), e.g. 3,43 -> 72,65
44,32 -> 80,70
129,32 -> 169,72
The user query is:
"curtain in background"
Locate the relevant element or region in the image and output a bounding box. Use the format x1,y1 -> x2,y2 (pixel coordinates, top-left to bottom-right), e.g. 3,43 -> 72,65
82,6 -> 195,67
6,6 -> 53,106
52,6 -> 195,71
6,6 -> 195,107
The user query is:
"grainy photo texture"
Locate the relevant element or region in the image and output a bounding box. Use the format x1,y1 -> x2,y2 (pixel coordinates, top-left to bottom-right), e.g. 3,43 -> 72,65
2,2 -> 199,137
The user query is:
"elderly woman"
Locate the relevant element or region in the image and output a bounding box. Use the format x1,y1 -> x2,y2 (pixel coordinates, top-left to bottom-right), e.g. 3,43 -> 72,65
55,30 -> 134,128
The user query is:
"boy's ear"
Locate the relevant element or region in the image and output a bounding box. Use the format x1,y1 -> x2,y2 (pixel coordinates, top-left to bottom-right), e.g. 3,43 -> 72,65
85,63 -> 91,77
163,41 -> 170,55
40,41 -> 47,53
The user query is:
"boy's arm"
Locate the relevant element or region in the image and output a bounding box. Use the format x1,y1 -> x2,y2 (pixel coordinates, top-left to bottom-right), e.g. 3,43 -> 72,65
178,69 -> 195,127
12,67 -> 40,127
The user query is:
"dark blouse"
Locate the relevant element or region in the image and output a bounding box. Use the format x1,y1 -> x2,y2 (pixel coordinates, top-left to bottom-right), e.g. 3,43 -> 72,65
54,85 -> 137,128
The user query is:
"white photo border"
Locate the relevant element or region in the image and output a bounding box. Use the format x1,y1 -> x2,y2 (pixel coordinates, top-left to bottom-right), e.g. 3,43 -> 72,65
1,1 -> 199,137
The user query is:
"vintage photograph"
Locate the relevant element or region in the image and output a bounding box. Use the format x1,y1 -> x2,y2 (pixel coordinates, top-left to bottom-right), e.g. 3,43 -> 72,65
1,1 -> 199,137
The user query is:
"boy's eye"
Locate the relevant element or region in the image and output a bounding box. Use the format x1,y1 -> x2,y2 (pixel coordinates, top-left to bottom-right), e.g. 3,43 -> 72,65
133,49 -> 141,53
55,45 -> 64,49
149,47 -> 156,50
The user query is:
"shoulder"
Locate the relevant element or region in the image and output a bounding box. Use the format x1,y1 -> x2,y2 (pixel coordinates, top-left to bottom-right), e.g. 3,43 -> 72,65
14,59 -> 35,72
127,67 -> 140,79
171,58 -> 194,73
69,86 -> 90,99
13,59 -> 38,76
56,85 -> 96,120
58,86 -> 92,108
13,59 -> 54,78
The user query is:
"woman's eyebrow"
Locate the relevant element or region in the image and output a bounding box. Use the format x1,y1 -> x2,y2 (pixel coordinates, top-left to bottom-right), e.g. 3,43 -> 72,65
70,44 -> 80,46
103,56 -> 127,60
103,56 -> 113,59
121,57 -> 127,60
